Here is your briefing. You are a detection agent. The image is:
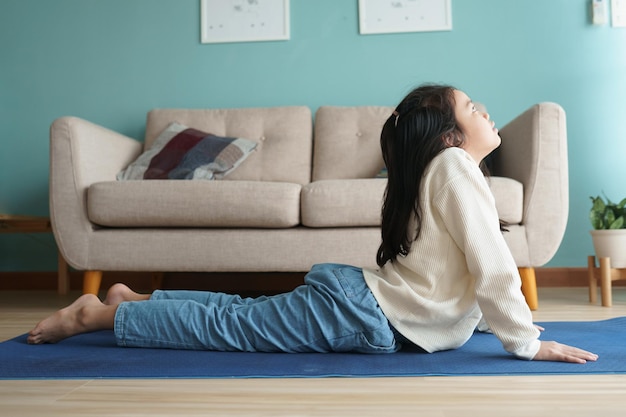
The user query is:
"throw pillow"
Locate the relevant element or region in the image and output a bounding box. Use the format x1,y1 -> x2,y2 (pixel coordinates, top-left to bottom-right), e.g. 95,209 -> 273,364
117,122 -> 257,180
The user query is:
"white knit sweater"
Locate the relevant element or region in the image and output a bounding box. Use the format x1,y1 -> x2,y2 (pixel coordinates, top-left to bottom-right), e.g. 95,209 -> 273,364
363,147 -> 540,360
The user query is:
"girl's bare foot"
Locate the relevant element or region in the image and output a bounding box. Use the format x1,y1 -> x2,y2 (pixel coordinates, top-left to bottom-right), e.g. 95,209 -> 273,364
27,294 -> 116,344
104,283 -> 151,305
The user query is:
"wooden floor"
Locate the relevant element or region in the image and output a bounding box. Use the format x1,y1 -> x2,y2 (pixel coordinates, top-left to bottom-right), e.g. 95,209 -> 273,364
2,287 -> 626,416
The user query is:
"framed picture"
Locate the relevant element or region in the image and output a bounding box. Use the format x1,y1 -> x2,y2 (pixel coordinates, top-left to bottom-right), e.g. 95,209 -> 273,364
358,0 -> 452,35
201,0 -> 290,44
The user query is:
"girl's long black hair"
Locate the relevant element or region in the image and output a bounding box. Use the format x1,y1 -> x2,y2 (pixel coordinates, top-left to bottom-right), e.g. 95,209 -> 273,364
376,84 -> 464,267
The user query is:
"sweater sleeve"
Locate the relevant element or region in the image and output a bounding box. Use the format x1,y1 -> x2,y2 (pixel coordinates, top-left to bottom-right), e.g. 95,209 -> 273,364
433,152 -> 540,360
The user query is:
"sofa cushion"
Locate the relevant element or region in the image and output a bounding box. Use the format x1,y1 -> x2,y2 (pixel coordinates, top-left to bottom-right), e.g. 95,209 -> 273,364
312,106 -> 392,181
300,176 -> 522,228
301,179 -> 386,227
88,180 -> 302,228
489,176 -> 523,224
117,122 -> 257,180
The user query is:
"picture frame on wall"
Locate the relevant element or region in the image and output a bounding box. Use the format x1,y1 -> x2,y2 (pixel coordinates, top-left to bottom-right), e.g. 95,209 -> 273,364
358,0 -> 452,35
201,0 -> 290,44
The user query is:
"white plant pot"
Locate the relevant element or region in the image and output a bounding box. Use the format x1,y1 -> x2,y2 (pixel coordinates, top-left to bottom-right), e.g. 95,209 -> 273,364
590,229 -> 626,268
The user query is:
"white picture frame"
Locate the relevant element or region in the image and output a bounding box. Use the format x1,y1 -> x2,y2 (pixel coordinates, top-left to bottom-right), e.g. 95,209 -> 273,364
358,0 -> 452,35
201,0 -> 290,44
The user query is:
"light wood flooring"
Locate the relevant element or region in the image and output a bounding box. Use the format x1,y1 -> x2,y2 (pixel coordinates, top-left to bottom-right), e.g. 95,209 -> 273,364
2,287 -> 626,416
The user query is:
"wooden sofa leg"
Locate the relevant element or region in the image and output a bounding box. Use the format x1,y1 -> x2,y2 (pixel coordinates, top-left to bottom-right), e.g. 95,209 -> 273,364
518,267 -> 538,311
83,270 -> 103,295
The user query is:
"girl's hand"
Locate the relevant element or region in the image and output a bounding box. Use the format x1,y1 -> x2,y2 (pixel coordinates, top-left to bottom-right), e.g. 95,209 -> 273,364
533,341 -> 598,364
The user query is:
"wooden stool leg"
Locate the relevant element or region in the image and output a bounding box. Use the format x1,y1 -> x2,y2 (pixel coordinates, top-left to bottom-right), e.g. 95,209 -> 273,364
599,257 -> 613,307
83,270 -> 103,295
588,255 -> 597,304
518,267 -> 538,311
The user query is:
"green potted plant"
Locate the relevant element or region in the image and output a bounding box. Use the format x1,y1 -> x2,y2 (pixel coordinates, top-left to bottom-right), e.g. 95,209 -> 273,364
589,194 -> 626,268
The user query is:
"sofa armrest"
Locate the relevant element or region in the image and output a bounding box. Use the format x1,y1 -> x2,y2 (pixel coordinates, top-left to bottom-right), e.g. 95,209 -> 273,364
495,103 -> 568,266
49,116 -> 142,269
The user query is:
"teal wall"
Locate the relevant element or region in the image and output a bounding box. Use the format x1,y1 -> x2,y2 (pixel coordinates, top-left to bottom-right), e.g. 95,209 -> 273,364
1,0 -> 625,271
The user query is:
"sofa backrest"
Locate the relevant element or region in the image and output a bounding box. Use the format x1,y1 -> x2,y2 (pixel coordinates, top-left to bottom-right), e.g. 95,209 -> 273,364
312,106 -> 392,181
145,107 -> 313,185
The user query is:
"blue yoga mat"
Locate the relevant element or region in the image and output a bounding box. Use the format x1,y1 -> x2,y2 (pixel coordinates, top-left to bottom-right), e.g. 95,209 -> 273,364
1,318 -> 624,379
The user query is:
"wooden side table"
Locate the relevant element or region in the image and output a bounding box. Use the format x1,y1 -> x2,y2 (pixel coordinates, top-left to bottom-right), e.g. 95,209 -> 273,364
0,214 -> 69,294
588,255 -> 626,307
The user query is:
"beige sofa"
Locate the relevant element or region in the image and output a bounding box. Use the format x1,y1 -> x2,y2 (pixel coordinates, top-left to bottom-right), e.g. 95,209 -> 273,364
49,102 -> 568,309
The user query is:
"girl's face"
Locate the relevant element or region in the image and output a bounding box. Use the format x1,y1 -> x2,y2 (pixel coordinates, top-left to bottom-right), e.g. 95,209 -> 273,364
452,89 -> 501,164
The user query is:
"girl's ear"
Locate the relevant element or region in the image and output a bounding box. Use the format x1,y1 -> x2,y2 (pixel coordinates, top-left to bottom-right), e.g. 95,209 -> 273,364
441,130 -> 463,148
441,132 -> 456,147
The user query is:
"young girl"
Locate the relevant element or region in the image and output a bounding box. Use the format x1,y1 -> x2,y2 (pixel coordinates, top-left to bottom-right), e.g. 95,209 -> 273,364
28,84 -> 597,363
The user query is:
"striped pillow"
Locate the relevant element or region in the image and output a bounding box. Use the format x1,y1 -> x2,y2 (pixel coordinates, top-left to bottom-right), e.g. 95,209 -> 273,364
117,122 -> 257,180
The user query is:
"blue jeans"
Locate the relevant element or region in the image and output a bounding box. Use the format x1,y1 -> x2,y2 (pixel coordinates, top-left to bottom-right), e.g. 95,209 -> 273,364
114,264 -> 400,353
